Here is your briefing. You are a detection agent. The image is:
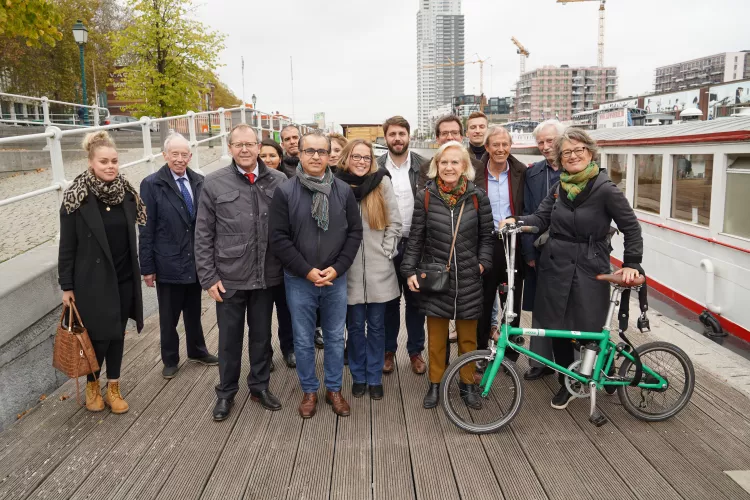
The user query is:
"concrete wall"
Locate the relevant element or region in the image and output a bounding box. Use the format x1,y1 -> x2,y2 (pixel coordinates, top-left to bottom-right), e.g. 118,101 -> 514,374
0,243 -> 158,431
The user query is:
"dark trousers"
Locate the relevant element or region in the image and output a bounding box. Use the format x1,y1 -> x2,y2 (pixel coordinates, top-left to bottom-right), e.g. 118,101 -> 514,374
385,238 -> 425,356
478,238 -> 523,358
215,288 -> 273,399
88,279 -> 132,382
552,338 -> 575,385
156,281 -> 209,367
272,283 -> 294,356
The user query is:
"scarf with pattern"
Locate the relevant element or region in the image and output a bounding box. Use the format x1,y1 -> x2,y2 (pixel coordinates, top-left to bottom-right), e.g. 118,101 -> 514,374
296,164 -> 333,231
560,161 -> 599,201
62,169 -> 147,225
436,174 -> 468,208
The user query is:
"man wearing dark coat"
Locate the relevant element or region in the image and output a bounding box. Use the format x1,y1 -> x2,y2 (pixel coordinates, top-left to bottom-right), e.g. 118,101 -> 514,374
139,133 -> 218,380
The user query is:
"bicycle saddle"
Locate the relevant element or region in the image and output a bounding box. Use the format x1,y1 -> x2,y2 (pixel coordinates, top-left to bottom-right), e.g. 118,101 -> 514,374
596,273 -> 646,287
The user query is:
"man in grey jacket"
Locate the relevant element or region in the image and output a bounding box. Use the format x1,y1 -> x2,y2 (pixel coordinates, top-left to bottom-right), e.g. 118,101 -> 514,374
195,123 -> 287,421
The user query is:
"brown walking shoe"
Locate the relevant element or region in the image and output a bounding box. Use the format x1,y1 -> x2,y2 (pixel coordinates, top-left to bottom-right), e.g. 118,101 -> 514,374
85,380 -> 104,412
298,392 -> 318,419
410,354 -> 427,375
383,351 -> 395,374
104,381 -> 129,414
325,390 -> 350,417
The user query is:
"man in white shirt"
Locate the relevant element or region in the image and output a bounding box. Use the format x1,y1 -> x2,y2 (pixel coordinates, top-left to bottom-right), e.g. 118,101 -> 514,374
376,116 -> 428,375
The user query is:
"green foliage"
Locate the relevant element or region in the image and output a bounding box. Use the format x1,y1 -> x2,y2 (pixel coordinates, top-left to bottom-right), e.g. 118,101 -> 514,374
111,0 -> 227,118
208,74 -> 241,109
0,0 -> 62,47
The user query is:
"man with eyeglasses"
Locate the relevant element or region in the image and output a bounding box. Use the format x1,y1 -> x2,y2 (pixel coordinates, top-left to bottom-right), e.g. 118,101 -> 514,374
280,124 -> 302,178
139,132 -> 218,381
195,123 -> 288,421
377,116 -> 428,376
269,130 -> 363,419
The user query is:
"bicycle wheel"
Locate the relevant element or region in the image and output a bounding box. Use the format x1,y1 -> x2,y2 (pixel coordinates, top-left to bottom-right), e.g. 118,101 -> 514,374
440,350 -> 524,434
617,341 -> 695,422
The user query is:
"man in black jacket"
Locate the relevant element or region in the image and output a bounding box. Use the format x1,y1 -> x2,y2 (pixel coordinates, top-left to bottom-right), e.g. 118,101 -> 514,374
270,130 -> 363,419
280,124 -> 301,179
195,124 -> 288,421
139,133 -> 218,380
377,116 -> 428,375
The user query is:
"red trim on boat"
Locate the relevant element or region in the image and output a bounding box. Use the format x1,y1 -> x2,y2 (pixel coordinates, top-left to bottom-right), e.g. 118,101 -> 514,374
612,256 -> 750,343
597,130 -> 750,147
637,219 -> 750,255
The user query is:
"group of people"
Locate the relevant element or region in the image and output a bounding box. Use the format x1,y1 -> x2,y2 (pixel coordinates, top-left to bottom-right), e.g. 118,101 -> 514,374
58,111 -> 643,420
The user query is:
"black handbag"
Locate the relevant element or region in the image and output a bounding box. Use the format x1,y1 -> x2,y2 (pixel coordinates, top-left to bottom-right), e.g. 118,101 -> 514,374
416,200 -> 466,293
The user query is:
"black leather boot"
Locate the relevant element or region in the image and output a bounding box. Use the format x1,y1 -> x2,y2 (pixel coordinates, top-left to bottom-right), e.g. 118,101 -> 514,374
459,382 -> 482,410
423,383 -> 440,409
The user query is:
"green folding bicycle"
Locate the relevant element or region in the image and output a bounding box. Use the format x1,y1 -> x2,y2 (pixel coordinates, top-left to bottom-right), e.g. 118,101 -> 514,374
440,222 -> 695,434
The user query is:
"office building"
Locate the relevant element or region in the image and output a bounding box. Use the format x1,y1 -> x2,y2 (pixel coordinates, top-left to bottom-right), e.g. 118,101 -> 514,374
654,51 -> 750,93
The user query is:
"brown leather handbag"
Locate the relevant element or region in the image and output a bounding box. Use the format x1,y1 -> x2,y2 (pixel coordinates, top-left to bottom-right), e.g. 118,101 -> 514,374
52,301 -> 100,404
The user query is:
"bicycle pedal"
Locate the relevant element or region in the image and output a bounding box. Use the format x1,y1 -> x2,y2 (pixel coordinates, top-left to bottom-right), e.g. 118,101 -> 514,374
589,411 -> 608,427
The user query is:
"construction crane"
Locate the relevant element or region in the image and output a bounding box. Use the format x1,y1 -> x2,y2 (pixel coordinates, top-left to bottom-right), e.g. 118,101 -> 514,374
511,37 -> 530,75
422,55 -> 490,96
557,0 -> 606,67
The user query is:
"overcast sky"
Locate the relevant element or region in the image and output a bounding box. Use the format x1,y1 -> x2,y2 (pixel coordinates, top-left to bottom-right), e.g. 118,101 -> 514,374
194,0 -> 749,132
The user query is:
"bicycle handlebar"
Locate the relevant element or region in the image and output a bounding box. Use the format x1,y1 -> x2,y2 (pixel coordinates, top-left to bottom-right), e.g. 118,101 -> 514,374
498,223 -> 539,235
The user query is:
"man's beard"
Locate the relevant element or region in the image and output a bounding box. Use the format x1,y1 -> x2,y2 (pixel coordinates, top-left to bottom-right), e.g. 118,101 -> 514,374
387,140 -> 409,156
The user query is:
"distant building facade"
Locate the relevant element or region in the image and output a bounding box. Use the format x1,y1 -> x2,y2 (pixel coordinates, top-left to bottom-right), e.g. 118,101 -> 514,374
654,51 -> 750,93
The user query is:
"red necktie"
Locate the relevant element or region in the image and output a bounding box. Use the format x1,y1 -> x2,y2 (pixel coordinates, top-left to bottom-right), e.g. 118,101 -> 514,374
245,173 -> 256,184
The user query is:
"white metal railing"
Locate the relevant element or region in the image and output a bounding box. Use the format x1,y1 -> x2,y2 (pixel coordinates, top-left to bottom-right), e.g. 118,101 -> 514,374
0,101 -> 313,242
0,92 -> 110,128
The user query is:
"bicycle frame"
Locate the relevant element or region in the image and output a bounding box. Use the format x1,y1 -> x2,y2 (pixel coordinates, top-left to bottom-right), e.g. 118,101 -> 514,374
480,226 -> 668,397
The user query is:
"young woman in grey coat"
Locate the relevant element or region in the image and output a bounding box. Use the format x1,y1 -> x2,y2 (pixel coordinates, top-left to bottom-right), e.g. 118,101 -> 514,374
501,128 -> 644,411
335,139 -> 401,400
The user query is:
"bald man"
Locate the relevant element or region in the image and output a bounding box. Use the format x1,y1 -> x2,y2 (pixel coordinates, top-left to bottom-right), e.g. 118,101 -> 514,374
139,133 -> 218,380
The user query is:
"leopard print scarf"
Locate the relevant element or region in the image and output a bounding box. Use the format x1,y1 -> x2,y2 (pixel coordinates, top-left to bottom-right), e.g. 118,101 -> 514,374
62,169 -> 147,225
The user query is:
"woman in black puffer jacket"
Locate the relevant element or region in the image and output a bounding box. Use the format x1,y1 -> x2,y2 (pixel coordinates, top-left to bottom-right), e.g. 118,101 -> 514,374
401,141 -> 494,410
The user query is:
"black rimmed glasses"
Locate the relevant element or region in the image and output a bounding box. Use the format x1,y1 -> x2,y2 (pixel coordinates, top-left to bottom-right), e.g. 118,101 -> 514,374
230,142 -> 258,150
561,147 -> 589,159
302,148 -> 330,158
350,154 -> 372,164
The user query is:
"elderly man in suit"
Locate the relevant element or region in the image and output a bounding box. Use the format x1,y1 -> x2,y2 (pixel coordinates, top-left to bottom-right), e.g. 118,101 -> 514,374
139,132 -> 218,381
195,123 -> 288,421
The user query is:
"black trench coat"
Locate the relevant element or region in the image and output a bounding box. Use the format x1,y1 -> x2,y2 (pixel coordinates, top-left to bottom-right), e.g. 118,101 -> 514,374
520,170 -> 643,332
58,191 -> 144,341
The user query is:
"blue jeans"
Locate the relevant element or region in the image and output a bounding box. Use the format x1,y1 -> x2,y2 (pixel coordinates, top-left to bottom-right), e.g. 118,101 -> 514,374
284,271 -> 347,393
347,303 -> 387,386
385,238 -> 425,355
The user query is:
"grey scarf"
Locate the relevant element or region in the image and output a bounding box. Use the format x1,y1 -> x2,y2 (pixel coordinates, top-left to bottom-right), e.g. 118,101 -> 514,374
296,164 -> 333,231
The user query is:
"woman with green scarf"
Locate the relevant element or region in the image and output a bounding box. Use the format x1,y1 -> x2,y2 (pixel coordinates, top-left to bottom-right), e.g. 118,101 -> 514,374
501,128 -> 644,411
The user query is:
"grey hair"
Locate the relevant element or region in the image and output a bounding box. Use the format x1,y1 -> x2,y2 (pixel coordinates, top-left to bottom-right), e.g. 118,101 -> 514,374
228,123 -> 258,144
427,141 -> 475,181
163,132 -> 189,152
533,120 -> 566,140
484,125 -> 513,147
299,130 -> 331,152
553,127 -> 599,168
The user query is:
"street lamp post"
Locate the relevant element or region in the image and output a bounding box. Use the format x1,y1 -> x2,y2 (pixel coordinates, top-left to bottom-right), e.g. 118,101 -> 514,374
72,20 -> 89,125
251,93 -> 257,109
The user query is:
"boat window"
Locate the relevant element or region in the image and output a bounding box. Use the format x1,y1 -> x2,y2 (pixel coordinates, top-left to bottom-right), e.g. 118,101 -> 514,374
671,154 -> 713,226
607,154 -> 627,194
724,154 -> 750,238
634,154 -> 662,214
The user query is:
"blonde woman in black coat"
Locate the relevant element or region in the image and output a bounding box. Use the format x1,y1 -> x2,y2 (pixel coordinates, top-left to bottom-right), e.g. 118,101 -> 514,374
58,131 -> 146,414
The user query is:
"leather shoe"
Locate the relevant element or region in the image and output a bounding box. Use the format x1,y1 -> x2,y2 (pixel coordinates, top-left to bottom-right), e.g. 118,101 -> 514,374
298,392 -> 317,418
459,382 -> 482,410
325,390 -> 350,416
212,398 -> 233,421
162,365 -> 179,379
189,354 -> 219,366
369,384 -> 384,400
314,328 -> 324,349
352,382 -> 367,398
410,353 -> 427,375
251,389 -> 282,411
284,352 -> 296,368
383,352 -> 395,374
423,383 -> 440,409
524,366 -> 554,381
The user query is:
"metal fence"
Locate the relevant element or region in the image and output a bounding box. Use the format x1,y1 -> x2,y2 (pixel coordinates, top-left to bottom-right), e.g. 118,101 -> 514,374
0,92 -> 110,128
0,101 -> 312,241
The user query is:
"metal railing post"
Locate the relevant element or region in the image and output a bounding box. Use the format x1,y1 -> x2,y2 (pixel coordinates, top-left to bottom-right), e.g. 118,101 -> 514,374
218,108 -> 230,162
187,111 -> 202,173
141,116 -> 154,173
47,126 -> 66,238
42,97 -> 50,126
240,102 -> 246,124
255,110 -> 262,141
10,103 -> 17,125
34,104 -> 40,121
93,106 -> 100,127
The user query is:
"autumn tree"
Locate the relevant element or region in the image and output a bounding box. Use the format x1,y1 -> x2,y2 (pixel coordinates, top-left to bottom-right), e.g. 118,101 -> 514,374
110,0 -> 226,118
0,0 -> 62,47
207,74 -> 241,109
